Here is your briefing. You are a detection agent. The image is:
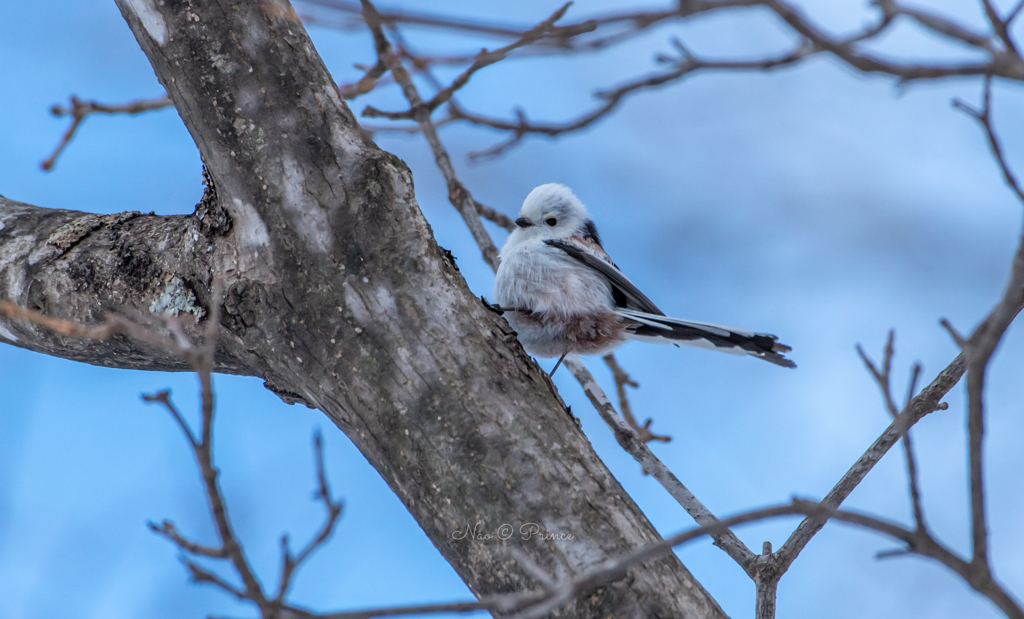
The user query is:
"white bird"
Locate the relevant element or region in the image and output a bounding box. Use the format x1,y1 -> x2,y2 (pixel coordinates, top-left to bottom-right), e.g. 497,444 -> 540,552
493,183 -> 795,374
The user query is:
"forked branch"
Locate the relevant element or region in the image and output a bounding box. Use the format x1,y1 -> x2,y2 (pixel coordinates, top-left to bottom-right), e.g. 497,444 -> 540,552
42,94 -> 171,171
856,331 -> 927,531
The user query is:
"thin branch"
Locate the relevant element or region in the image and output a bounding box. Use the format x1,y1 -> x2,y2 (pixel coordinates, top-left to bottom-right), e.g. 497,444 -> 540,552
451,43 -> 811,160
876,0 -> 994,52
148,520 -> 227,558
0,299 -> 198,362
808,503 -> 1024,618
360,0 -> 501,270
1010,0 -> 1024,25
145,381 -> 269,609
0,300 -> 118,339
327,0 -> 1022,161
363,3 -> 590,120
276,431 -> 345,602
762,0 -> 1005,84
506,547 -> 558,593
314,502 -> 806,619
981,0 -> 1019,56
181,557 -> 249,600
314,600 -> 497,618
954,76 -> 1024,572
776,353 -> 965,569
953,77 -> 1024,204
141,390 -> 198,449
602,353 -> 670,444
903,362 -> 925,530
42,94 -> 172,171
338,25 -> 393,100
304,0 -> 1010,75
4,278 -> 352,617
473,199 -> 516,232
565,358 -> 758,573
856,332 -> 927,532
940,317 -> 968,348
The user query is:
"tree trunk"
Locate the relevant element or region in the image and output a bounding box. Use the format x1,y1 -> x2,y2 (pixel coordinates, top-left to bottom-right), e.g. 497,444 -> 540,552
0,1 -> 727,616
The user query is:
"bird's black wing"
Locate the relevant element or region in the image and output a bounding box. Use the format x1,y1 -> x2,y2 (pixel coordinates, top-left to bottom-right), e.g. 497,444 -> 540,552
544,239 -> 664,315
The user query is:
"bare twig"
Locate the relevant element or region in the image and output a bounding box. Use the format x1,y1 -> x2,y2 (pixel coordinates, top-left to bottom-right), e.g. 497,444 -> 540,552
0,299 -> 200,363
0,300 -> 118,339
953,77 -> 1024,204
316,0 -> 1024,161
181,557 -> 249,600
565,358 -> 757,573
359,0 -> 501,270
1,287 -> 360,617
602,353 -> 670,444
363,3 -> 592,120
42,94 -> 172,171
338,24 -> 393,100
474,199 -> 516,232
142,390 -> 199,449
451,43 -> 811,160
856,332 -> 927,531
276,431 -> 345,602
148,519 -> 227,558
981,0 -> 1019,57
304,0 -> 1019,81
776,353 -> 964,568
304,497 -> 1024,619
876,0 -> 994,52
809,503 -> 1024,618
953,76 -> 1024,573
136,287 -> 270,610
309,502 -> 798,619
940,317 -> 968,348
1010,0 -> 1024,25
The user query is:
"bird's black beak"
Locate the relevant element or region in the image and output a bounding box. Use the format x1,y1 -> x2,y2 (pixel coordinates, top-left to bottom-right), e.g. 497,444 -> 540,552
515,217 -> 534,228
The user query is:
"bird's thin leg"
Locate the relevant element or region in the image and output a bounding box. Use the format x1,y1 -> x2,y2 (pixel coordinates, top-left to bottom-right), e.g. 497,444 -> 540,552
479,296 -> 532,316
550,351 -> 568,376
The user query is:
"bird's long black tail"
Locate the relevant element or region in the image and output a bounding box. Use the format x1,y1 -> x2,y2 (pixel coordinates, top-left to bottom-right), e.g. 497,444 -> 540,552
618,309 -> 795,368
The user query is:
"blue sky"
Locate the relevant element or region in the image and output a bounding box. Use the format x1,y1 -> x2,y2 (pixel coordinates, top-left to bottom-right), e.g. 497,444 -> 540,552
2,1 -> 1023,618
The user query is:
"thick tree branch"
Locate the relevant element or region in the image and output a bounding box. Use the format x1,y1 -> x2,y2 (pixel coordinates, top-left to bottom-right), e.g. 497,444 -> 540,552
0,195 -> 248,374
361,4 -> 737,604
75,0 -> 730,615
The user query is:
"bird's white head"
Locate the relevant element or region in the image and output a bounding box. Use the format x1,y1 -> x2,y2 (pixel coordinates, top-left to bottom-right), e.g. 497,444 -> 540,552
511,183 -> 594,243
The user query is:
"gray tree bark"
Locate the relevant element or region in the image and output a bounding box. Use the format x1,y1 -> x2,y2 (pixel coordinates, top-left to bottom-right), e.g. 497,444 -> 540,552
0,1 -> 727,616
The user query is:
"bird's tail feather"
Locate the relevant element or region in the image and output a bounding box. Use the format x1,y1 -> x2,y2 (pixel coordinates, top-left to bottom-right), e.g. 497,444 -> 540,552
617,309 -> 795,368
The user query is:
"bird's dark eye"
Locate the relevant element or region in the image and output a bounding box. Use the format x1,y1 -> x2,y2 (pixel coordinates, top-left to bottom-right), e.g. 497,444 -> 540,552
545,217 -> 557,226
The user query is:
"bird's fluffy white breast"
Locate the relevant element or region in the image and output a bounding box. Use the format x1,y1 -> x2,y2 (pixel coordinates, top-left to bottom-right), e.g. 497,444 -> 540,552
495,236 -> 612,316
